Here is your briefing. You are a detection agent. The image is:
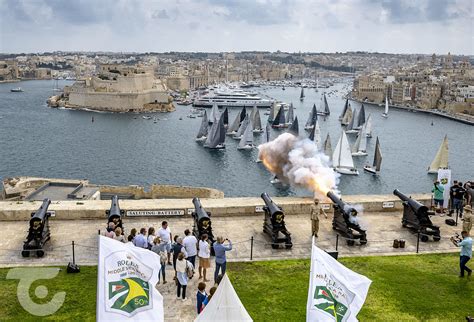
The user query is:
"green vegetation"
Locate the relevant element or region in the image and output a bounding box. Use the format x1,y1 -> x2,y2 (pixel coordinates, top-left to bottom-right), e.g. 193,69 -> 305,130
0,253 -> 472,321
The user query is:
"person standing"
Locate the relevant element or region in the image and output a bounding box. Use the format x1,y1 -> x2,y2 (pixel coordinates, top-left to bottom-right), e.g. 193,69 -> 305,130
451,231 -> 472,277
462,206 -> 472,235
453,182 -> 466,218
151,237 -> 167,284
175,252 -> 193,301
157,221 -> 172,265
196,282 -> 208,314
465,182 -> 474,207
147,227 -> 156,249
432,181 -> 445,212
112,227 -> 125,243
449,180 -> 458,215
172,237 -> 187,276
134,228 -> 148,249
310,199 -> 328,237
183,229 -> 198,267
213,236 -> 232,283
198,234 -> 211,282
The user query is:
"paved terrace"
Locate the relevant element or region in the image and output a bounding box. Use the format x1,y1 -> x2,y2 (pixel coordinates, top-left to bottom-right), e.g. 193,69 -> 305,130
0,205 -> 464,321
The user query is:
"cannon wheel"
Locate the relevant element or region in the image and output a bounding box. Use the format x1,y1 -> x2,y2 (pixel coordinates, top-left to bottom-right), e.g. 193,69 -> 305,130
433,236 -> 441,242
271,243 -> 279,249
347,240 -> 355,246
21,250 -> 29,257
360,239 -> 368,245
285,243 -> 293,249
420,235 -> 429,242
36,250 -> 45,257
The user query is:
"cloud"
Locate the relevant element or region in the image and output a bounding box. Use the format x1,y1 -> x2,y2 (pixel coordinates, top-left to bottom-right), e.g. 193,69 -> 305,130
152,9 -> 170,19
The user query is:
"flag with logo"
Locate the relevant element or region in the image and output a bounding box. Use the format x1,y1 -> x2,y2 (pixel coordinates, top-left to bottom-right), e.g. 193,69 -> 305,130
97,236 -> 164,321
306,239 -> 371,322
437,168 -> 451,208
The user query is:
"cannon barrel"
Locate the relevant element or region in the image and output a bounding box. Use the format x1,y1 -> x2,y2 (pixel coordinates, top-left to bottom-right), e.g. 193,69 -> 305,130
192,197 -> 210,221
261,193 -> 283,216
106,195 -> 123,221
393,189 -> 428,214
327,191 -> 357,216
30,199 -> 51,225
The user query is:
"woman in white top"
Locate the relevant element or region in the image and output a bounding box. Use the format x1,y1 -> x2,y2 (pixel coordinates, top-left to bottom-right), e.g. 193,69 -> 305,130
175,252 -> 193,301
147,227 -> 156,249
198,234 -> 211,282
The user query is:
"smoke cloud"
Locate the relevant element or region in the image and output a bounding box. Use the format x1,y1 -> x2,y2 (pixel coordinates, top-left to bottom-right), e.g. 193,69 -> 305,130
258,133 -> 340,199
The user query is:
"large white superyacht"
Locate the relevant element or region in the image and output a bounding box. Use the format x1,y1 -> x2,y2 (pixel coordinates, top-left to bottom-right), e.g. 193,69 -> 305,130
193,87 -> 273,108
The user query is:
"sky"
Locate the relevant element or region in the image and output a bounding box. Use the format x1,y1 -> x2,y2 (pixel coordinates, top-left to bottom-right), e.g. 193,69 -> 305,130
0,0 -> 472,55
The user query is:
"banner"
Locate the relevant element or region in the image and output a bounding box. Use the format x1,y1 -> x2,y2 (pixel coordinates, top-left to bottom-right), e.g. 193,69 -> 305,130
97,236 -> 164,322
306,239 -> 371,322
437,169 -> 451,208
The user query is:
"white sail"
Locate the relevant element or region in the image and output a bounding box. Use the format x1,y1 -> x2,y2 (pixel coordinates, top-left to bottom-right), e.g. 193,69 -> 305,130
250,105 -> 257,123
226,111 -> 241,135
285,103 -> 294,125
233,114 -> 249,139
323,134 -> 332,161
365,113 -> 373,138
352,124 -> 368,156
196,110 -> 209,141
238,119 -> 254,149
384,96 -> 389,115
313,120 -> 321,149
341,105 -> 353,126
209,103 -> 220,124
333,131 -> 356,170
253,109 -> 263,132
374,137 -> 382,171
428,135 -> 449,173
345,107 -> 358,133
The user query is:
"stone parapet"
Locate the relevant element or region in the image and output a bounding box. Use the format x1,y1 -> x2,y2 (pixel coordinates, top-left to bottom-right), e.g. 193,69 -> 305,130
0,193 -> 431,221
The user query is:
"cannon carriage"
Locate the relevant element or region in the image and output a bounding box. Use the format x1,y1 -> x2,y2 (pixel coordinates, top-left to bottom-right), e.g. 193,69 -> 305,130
393,189 -> 440,242
191,198 -> 215,245
22,199 -> 52,257
105,195 -> 125,233
327,191 -> 367,246
261,193 -> 292,249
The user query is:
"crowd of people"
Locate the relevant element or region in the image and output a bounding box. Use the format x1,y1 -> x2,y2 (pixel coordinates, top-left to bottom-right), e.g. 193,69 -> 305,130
102,220 -> 233,314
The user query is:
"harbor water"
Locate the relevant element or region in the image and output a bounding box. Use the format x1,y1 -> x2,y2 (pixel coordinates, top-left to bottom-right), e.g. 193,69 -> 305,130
0,79 -> 472,198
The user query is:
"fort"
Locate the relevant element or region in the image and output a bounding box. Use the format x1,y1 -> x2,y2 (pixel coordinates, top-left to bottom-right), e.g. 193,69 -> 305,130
47,64 -> 174,113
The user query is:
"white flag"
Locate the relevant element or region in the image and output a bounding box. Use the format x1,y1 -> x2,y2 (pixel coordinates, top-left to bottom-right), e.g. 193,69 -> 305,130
97,236 -> 164,322
437,169 -> 451,208
306,239 -> 371,322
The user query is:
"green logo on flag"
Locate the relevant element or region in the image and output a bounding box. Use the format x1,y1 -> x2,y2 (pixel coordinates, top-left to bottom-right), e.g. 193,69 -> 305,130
108,277 -> 150,314
314,286 -> 348,322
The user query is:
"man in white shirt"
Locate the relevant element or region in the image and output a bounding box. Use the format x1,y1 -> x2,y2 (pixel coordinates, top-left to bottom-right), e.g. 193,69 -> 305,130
134,228 -> 148,249
183,229 -> 198,267
157,221 -> 172,265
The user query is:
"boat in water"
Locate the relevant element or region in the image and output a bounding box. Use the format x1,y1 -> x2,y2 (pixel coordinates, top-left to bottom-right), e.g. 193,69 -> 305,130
333,131 -> 359,175
271,105 -> 286,128
193,87 -> 273,108
317,93 -> 330,116
364,137 -> 382,175
196,110 -> 209,142
345,107 -> 358,134
285,103 -> 294,127
427,135 -> 449,174
287,116 -> 299,136
323,134 -> 332,161
304,104 -> 318,130
233,114 -> 249,140
256,123 -> 271,163
382,96 -> 389,118
365,113 -> 373,138
237,119 -> 255,150
204,115 -> 226,149
341,105 -> 353,126
10,87 -> 23,92
351,124 -> 368,156
354,104 -> 366,130
252,108 -> 263,133
339,99 -> 349,121
299,87 -> 304,101
226,110 -> 241,136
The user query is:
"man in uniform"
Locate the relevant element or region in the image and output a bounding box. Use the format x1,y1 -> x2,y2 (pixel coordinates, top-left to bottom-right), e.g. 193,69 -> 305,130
311,199 -> 327,237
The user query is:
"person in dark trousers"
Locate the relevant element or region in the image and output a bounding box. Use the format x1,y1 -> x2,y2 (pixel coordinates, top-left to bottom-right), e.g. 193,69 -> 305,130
196,282 -> 208,314
213,236 -> 232,283
453,182 -> 466,218
431,181 -> 445,212
451,231 -> 472,278
449,180 -> 458,215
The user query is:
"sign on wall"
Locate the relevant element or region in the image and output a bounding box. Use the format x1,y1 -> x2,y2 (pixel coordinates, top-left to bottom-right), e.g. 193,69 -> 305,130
382,201 -> 394,208
126,210 -> 185,217
255,206 -> 265,213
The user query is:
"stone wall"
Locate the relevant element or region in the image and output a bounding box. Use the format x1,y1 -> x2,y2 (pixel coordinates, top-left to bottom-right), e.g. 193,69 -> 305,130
99,184 -> 224,199
0,193 -> 431,221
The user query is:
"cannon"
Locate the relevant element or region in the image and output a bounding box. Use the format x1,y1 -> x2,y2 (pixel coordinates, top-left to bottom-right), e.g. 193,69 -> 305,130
393,189 -> 440,242
106,195 -> 124,233
22,199 -> 52,257
327,191 -> 367,246
191,198 -> 215,245
261,193 -> 292,249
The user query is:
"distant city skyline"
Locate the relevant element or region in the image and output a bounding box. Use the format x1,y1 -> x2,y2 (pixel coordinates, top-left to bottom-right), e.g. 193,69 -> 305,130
0,0 -> 472,55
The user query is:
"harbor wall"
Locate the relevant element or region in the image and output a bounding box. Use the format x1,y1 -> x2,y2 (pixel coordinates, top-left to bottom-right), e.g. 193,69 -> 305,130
0,193 -> 431,221
99,184 -> 224,199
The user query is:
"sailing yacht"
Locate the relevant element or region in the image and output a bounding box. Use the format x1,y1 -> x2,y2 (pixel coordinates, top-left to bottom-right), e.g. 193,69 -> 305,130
317,93 -> 330,116
226,111 -> 241,136
252,109 -> 263,133
222,108 -> 229,128
354,104 -> 366,130
271,106 -> 286,128
323,134 -> 332,161
341,105 -> 353,126
339,99 -> 349,121
238,121 -> 255,150
308,120 -> 321,149
285,103 -> 294,126
427,135 -> 449,174
256,123 -> 271,163
196,110 -> 209,142
364,137 -> 382,175
204,116 -> 226,149
304,104 -> 318,130
365,113 -> 373,138
208,103 -> 220,124
333,131 -> 359,175
351,124 -> 368,156
233,114 -> 249,140
300,87 -> 304,101
287,117 -> 299,136
382,96 -> 389,118
345,107 -> 358,134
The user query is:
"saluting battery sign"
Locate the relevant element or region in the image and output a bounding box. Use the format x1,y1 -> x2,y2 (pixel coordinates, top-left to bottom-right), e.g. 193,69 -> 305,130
126,210 -> 185,217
